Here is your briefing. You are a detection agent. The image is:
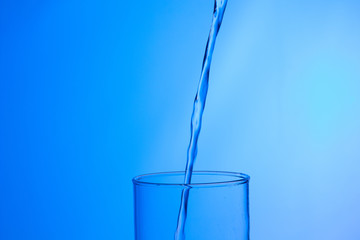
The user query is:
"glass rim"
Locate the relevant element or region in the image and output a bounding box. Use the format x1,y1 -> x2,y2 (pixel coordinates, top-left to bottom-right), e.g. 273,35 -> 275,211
132,171 -> 250,188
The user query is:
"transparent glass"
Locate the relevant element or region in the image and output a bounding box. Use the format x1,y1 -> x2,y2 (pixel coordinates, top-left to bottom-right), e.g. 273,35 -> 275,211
133,171 -> 250,240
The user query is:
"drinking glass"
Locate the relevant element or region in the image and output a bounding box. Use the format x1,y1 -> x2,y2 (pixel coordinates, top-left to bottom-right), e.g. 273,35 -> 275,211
133,171 -> 250,240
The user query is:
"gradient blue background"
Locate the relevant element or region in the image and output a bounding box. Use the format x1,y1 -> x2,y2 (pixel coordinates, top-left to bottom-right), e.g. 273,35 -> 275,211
1,0 -> 360,239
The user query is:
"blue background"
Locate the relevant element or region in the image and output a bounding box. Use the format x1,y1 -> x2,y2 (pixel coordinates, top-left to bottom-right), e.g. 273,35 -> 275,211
1,0 -> 360,239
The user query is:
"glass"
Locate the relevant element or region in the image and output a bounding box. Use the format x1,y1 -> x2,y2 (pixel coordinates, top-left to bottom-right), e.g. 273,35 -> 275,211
133,171 -> 250,240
